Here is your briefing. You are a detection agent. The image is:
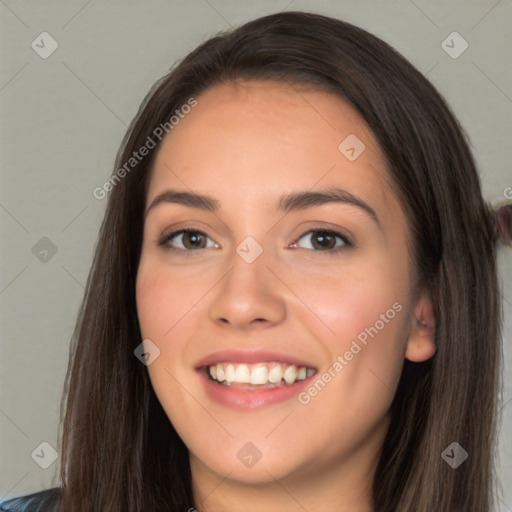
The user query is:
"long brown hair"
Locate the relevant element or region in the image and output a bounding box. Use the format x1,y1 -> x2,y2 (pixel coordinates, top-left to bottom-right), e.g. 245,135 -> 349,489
56,11 -> 508,511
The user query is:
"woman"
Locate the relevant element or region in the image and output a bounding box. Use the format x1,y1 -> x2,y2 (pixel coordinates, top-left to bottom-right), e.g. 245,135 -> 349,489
2,10 -> 511,512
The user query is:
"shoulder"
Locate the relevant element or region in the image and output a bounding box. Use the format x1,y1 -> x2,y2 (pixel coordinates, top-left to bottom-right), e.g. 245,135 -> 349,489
0,487 -> 61,512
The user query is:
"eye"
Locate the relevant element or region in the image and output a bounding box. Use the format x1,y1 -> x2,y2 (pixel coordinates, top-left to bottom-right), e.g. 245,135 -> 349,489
158,228 -> 218,253
292,229 -> 353,254
158,227 -> 353,255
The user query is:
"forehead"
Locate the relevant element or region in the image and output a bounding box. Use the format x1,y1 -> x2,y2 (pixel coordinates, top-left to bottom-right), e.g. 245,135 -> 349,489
147,79 -> 398,219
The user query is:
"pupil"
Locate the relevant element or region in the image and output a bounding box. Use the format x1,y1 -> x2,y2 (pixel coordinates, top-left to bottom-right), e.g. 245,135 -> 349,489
314,232 -> 333,249
186,232 -> 204,248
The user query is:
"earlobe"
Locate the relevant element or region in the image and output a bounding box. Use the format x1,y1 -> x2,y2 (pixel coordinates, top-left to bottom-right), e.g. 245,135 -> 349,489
405,289 -> 436,362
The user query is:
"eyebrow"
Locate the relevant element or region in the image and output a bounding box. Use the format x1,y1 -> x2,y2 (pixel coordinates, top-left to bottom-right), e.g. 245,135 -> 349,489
145,187 -> 381,228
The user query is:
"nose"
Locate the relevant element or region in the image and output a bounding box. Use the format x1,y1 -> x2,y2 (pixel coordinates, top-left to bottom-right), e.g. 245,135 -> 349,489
207,245 -> 287,330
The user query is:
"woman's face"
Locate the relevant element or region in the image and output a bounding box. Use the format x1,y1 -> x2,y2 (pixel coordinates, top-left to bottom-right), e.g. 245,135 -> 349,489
136,80 -> 435,499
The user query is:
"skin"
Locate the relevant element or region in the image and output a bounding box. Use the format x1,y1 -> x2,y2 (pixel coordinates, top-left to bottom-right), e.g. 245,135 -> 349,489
136,80 -> 436,512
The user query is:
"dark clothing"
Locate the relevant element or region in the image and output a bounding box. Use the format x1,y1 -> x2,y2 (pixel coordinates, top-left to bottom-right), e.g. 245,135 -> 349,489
0,488 -> 61,512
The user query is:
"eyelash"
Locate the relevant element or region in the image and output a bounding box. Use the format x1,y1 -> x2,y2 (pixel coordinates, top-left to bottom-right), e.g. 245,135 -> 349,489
157,227 -> 354,256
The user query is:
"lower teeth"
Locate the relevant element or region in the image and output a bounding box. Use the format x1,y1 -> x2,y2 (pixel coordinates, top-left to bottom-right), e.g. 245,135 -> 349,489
212,377 -> 296,388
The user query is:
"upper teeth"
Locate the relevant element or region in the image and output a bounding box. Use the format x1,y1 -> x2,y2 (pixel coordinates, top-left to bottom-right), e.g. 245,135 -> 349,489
208,362 -> 315,386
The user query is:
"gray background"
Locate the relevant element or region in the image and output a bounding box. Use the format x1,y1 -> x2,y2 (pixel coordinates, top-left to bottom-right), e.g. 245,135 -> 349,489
0,0 -> 511,508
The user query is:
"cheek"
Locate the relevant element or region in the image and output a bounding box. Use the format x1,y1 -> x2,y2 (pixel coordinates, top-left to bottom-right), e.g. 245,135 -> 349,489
290,254 -> 407,347
135,261 -> 197,416
136,258 -> 204,340
136,266 -> 170,340
135,257 -> 215,390
292,257 -> 408,404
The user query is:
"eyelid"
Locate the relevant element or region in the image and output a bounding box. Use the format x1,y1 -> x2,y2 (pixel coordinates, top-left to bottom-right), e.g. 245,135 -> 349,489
158,225 -> 354,255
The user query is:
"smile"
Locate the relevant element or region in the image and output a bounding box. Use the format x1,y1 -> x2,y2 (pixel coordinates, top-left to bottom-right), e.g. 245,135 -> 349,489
195,350 -> 318,409
207,362 -> 316,387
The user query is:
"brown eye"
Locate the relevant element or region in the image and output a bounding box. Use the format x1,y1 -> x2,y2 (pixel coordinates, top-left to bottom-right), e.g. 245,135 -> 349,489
180,231 -> 207,249
294,229 -> 352,253
158,229 -> 217,252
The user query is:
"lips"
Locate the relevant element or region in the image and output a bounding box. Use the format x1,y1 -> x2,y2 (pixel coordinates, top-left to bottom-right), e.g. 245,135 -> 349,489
195,349 -> 318,409
195,348 -> 317,370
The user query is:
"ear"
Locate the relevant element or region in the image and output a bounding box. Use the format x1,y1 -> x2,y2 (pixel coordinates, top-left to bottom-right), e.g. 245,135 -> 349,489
405,288 -> 436,362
